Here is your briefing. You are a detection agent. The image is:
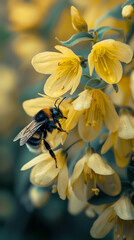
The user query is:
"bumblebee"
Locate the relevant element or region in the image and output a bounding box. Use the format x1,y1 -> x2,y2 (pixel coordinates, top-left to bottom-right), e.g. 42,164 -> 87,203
13,98 -> 67,165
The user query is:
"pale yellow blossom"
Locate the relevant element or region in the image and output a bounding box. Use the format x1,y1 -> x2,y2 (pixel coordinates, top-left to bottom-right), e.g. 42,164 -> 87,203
22,149 -> 68,200
88,39 -> 133,84
8,0 -> 57,31
32,46 -> 82,97
67,89 -> 119,142
29,186 -> 50,208
101,109 -> 134,167
90,196 -> 134,240
71,150 -> 121,201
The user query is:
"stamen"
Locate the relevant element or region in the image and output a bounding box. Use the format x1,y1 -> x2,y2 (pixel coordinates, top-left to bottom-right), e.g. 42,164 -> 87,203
52,184 -> 57,193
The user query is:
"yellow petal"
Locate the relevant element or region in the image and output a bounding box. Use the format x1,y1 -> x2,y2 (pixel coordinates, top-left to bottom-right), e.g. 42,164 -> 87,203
111,41 -> 133,63
87,153 -> 114,175
57,162 -> 68,200
23,96 -> 67,117
78,114 -> 102,142
68,187 -> 87,215
103,94 -> 119,132
55,45 -> 79,58
32,51 -> 63,74
95,58 -> 123,84
90,207 -> 115,238
71,157 -> 85,185
30,160 -> 59,186
97,172 -> 121,196
118,110 -> 134,139
65,106 -> 81,132
72,89 -> 92,110
113,137 -> 132,167
71,6 -> 88,32
88,51 -> 95,76
21,152 -> 51,170
101,132 -> 117,155
92,39 -> 133,64
23,96 -> 56,117
44,67 -> 82,97
70,66 -> 82,94
114,196 -> 134,220
72,173 -> 93,201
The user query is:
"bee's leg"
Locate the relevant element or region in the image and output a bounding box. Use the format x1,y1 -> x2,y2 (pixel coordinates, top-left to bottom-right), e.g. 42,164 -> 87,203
43,131 -> 57,168
49,121 -> 68,134
57,122 -> 68,134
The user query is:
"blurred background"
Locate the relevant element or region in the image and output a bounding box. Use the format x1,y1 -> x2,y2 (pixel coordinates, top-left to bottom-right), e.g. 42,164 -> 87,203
0,0 -> 129,239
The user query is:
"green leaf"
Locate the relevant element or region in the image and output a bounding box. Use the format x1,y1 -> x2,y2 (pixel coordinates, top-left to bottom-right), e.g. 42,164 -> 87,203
96,26 -> 126,42
56,32 -> 94,46
95,5 -> 124,27
113,84 -> 119,93
122,0 -> 134,7
85,78 -> 107,89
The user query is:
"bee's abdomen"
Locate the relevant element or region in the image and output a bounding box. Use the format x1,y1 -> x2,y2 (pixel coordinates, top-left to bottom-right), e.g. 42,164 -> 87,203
35,110 -> 50,122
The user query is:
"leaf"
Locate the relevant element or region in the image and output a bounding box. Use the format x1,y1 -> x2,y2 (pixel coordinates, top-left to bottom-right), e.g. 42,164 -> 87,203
85,78 -> 107,89
122,0 -> 134,7
96,26 -> 125,42
56,32 -> 94,46
113,84 -> 119,93
95,5 -> 124,27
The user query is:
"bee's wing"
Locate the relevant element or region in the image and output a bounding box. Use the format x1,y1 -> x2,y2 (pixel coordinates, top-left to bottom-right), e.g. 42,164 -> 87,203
13,120 -> 44,146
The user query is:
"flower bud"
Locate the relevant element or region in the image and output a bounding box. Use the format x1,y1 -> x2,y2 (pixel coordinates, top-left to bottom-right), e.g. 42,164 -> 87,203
122,5 -> 134,19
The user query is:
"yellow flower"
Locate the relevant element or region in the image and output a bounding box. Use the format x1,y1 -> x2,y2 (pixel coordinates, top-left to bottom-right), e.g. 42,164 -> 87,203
0,65 -> 18,134
101,109 -> 134,167
29,186 -> 50,208
109,75 -> 134,109
32,46 -> 82,97
71,6 -> 88,32
21,149 -> 68,200
68,181 -> 106,216
71,150 -> 121,201
88,39 -> 133,84
70,89 -> 119,142
12,33 -> 45,62
122,5 -> 134,19
8,0 -> 57,31
90,196 -> 134,239
23,95 -> 71,149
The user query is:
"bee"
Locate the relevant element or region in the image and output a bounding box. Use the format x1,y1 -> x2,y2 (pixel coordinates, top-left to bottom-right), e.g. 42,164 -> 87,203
13,98 -> 67,166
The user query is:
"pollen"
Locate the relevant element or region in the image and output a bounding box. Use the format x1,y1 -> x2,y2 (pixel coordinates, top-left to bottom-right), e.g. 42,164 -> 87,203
56,57 -> 80,79
52,184 -> 57,194
83,164 -> 100,195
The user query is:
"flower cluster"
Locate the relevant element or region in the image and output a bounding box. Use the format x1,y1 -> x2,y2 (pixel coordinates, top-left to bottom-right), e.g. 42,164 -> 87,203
15,3 -> 134,240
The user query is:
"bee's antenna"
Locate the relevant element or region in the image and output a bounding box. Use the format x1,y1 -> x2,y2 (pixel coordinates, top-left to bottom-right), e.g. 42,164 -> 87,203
54,98 -> 60,108
58,97 -> 66,109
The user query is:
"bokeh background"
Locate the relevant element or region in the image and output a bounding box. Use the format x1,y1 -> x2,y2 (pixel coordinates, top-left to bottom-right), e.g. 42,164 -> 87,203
0,0 -> 131,239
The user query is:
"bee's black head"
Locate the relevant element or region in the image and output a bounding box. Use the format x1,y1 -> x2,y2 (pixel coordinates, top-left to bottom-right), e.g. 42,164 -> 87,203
50,97 -> 67,120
